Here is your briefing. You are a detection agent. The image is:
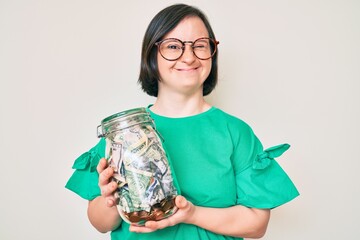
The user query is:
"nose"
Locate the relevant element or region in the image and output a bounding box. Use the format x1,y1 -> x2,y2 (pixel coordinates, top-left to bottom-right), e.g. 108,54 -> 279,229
180,44 -> 196,63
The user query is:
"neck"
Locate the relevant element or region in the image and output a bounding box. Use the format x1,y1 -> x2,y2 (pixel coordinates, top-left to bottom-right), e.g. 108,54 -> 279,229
151,92 -> 211,117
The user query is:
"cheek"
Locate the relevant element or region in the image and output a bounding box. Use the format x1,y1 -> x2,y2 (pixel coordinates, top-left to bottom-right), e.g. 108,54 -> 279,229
157,56 -> 176,77
157,57 -> 167,79
202,60 -> 212,79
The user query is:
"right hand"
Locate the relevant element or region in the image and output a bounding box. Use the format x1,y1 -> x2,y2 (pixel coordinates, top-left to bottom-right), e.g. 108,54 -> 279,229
97,158 -> 118,207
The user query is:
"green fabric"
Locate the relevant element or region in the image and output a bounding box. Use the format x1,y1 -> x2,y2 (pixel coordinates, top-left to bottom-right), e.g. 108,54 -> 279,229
65,139 -> 105,200
65,106 -> 299,240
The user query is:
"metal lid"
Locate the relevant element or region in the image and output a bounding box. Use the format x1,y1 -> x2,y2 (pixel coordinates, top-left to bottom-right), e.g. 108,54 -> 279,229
101,107 -> 147,123
97,107 -> 153,138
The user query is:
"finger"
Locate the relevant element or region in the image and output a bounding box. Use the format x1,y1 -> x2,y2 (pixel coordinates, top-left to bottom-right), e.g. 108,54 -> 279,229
175,195 -> 188,209
101,181 -> 117,196
106,195 -> 117,207
145,218 -> 172,230
129,224 -> 156,233
99,167 -> 114,186
96,158 -> 108,174
144,220 -> 160,229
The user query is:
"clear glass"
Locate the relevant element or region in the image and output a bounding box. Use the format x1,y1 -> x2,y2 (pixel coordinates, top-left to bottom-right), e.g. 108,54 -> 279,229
98,108 -> 178,225
155,37 -> 219,61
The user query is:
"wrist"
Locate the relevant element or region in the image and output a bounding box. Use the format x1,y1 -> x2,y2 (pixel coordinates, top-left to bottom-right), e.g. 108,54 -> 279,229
184,203 -> 198,225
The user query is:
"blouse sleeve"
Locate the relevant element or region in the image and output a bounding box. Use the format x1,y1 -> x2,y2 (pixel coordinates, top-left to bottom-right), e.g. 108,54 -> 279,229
233,128 -> 299,209
65,139 -> 106,200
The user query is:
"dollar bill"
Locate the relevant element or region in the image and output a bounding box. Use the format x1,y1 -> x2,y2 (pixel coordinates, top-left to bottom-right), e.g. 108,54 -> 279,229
106,124 -> 177,214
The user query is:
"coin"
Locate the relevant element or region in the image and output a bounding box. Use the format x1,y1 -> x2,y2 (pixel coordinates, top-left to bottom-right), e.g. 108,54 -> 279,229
151,207 -> 165,220
127,211 -> 141,222
161,196 -> 176,212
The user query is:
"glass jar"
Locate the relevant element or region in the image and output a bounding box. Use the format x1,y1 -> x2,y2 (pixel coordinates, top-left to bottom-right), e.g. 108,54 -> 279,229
97,107 -> 178,225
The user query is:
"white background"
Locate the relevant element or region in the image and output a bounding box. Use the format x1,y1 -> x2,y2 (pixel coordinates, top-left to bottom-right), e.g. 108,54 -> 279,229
1,0 -> 359,239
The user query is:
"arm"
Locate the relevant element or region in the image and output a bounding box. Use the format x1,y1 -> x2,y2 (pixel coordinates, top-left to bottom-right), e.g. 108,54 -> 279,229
87,158 -> 122,233
130,195 -> 270,239
188,202 -> 270,238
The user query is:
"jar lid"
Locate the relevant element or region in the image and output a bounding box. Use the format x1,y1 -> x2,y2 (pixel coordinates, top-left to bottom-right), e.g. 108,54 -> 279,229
97,107 -> 153,138
101,107 -> 147,123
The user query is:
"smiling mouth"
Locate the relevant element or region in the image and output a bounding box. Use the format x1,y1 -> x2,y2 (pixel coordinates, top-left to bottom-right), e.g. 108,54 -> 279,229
176,67 -> 199,71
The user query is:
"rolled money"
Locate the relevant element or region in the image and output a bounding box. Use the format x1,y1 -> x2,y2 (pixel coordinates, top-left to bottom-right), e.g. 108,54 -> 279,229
100,108 -> 178,224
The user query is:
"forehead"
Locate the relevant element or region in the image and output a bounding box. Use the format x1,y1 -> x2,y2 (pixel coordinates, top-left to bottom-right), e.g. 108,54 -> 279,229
163,16 -> 209,40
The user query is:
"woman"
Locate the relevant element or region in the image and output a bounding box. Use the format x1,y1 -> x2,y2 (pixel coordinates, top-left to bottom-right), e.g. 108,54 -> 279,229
66,4 -> 299,240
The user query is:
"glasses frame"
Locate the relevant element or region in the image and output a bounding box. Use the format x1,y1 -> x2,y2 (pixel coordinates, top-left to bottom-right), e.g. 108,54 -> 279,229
155,37 -> 219,61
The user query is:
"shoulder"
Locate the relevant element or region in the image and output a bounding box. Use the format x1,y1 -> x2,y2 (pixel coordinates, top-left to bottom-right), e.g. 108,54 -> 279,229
211,108 -> 261,149
212,107 -> 254,134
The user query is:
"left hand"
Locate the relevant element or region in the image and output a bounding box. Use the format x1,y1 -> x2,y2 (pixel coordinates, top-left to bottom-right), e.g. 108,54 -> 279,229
129,195 -> 195,233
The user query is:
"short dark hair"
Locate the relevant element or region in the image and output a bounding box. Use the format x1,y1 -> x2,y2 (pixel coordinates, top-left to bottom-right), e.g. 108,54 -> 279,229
138,4 -> 218,97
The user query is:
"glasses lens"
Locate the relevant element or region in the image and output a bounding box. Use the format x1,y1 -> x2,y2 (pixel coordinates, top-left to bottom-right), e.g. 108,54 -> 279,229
159,39 -> 183,60
193,38 -> 216,60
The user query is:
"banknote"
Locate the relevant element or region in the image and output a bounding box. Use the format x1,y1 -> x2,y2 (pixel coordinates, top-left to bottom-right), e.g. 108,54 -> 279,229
106,124 -> 177,216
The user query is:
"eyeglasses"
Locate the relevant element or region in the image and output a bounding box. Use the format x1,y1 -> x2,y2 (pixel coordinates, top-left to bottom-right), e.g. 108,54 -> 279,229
155,37 -> 219,61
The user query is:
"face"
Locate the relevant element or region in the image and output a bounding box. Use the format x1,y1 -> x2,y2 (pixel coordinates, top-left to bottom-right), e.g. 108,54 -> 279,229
157,16 -> 212,96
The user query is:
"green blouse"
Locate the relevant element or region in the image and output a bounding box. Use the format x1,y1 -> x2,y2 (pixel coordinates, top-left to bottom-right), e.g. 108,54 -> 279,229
66,106 -> 299,240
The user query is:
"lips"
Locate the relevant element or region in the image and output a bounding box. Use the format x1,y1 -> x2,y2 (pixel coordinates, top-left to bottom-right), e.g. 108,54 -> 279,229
176,67 -> 199,71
